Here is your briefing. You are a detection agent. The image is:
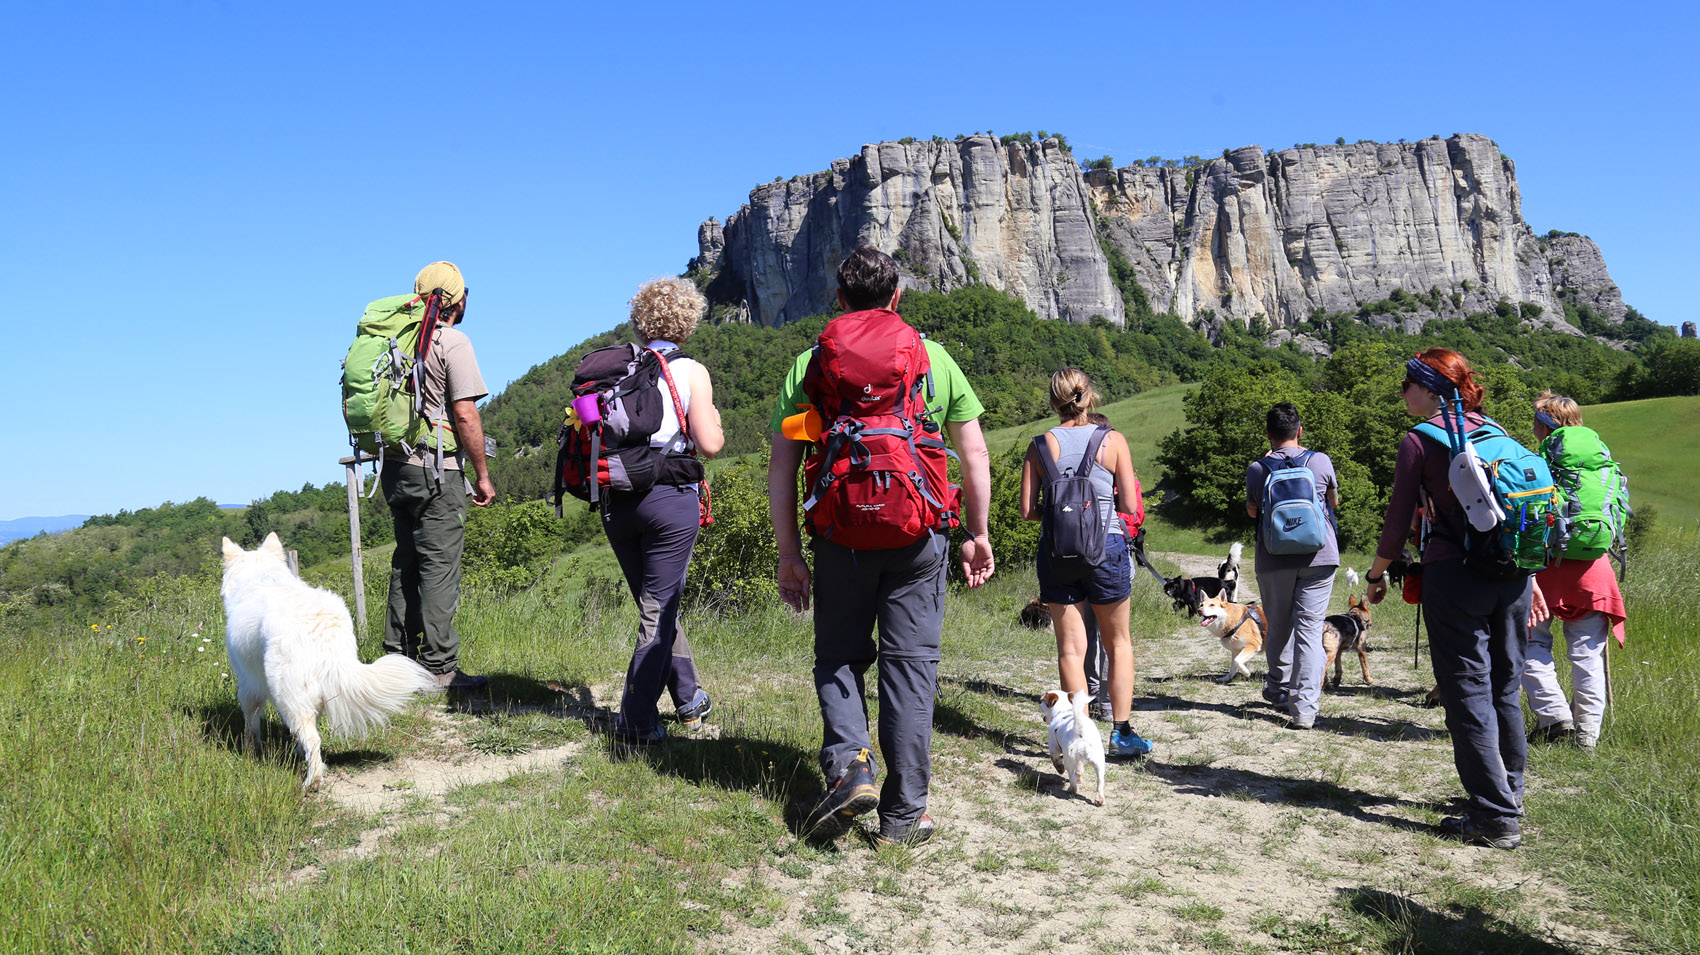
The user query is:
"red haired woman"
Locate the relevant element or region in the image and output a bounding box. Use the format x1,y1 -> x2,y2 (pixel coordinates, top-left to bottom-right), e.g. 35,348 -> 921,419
1365,348 -> 1549,850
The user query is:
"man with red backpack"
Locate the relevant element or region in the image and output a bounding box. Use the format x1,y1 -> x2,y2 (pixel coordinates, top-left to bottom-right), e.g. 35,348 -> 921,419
768,247 -> 995,847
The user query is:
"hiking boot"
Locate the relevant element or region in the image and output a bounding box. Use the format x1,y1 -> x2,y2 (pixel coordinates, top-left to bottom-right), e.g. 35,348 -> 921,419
1089,700 -> 1113,723
1576,728 -> 1599,749
612,722 -> 667,748
875,814 -> 937,849
1108,728 -> 1154,757
1287,717 -> 1315,731
805,749 -> 879,841
1261,685 -> 1290,707
434,669 -> 489,691
1526,720 -> 1575,745
676,689 -> 713,727
1439,814 -> 1522,850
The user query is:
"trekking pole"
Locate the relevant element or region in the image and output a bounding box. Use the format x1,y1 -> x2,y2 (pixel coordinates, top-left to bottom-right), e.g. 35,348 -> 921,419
1413,611 -> 1422,669
1604,633 -> 1614,713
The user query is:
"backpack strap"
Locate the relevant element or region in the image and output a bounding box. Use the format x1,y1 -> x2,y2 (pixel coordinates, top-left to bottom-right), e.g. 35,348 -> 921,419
1031,433 -> 1065,487
651,347 -> 695,456
1077,425 -> 1111,477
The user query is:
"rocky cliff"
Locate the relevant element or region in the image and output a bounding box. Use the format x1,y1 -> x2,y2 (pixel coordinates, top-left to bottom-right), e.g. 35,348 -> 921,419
692,134 -> 1629,333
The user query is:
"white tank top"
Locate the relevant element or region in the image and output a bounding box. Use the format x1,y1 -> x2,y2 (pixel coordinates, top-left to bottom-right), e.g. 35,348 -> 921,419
649,341 -> 697,452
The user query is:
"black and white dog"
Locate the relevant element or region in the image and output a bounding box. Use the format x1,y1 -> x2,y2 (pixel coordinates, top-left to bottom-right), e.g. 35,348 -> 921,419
1162,543 -> 1242,618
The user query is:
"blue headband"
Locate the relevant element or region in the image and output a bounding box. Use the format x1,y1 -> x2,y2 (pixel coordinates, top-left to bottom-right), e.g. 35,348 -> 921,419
1535,410 -> 1562,431
1404,357 -> 1458,398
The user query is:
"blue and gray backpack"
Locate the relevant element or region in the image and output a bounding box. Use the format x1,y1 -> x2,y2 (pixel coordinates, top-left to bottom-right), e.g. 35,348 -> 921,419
1257,450 -> 1331,555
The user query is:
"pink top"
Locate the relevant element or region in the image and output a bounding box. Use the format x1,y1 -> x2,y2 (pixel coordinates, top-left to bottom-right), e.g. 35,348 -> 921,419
1536,556 -> 1627,647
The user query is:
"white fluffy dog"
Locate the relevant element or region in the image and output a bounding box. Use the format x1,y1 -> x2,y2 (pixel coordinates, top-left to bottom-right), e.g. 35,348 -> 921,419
221,533 -> 439,790
1040,689 -> 1106,806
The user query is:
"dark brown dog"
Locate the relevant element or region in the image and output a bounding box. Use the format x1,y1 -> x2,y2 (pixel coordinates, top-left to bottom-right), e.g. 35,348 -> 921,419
1322,594 -> 1373,688
1019,597 -> 1051,630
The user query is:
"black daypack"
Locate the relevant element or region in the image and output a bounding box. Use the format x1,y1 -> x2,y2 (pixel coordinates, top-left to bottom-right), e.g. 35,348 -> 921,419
553,344 -> 702,514
1032,426 -> 1113,575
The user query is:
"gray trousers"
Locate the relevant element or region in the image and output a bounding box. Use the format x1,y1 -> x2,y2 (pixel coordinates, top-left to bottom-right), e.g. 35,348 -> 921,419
382,461 -> 467,675
603,484 -> 703,733
812,535 -> 947,835
1423,559 -> 1530,822
1258,564 -> 1336,723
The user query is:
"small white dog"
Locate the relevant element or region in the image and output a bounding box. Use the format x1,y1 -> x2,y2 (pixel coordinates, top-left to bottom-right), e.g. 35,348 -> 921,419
221,533 -> 439,790
1040,689 -> 1106,806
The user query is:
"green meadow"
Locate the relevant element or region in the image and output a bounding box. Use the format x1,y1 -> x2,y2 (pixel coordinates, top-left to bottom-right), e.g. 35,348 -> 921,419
1,392 -> 1695,954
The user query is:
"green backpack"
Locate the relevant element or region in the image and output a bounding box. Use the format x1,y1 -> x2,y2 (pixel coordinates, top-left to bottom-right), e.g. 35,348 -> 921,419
340,294 -> 460,469
1540,425 -> 1631,562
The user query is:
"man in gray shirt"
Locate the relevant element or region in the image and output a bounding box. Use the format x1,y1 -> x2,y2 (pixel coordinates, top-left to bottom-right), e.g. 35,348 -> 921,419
1244,402 -> 1339,729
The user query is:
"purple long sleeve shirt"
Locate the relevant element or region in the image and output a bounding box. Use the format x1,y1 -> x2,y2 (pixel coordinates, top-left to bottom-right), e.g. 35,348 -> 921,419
1376,412 -> 1487,565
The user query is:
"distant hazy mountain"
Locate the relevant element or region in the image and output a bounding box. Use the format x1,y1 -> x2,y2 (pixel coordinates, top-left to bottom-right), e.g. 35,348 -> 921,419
0,515 -> 89,544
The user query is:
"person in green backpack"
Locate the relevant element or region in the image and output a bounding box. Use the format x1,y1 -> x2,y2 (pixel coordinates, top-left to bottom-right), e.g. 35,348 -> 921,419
1522,392 -> 1628,749
351,261 -> 496,691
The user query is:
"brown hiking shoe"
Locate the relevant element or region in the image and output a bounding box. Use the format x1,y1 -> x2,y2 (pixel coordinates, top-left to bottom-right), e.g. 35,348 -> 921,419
435,669 -> 489,691
805,749 -> 879,841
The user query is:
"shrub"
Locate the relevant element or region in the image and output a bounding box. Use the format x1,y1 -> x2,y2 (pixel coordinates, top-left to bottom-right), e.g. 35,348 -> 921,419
685,455 -> 780,614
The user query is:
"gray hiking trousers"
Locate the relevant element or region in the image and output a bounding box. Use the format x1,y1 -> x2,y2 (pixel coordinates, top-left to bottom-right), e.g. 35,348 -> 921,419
812,535 -> 947,835
1258,564 -> 1336,724
382,461 -> 467,675
602,483 -> 704,734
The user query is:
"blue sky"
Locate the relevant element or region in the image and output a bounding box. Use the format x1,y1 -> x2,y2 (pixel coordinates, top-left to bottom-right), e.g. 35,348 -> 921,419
3,1 -> 1693,521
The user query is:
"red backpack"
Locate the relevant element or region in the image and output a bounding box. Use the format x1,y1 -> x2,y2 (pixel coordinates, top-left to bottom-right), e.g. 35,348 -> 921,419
799,309 -> 960,549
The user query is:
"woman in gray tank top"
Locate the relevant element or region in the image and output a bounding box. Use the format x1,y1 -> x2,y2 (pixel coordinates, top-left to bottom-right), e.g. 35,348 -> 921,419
1019,369 -> 1154,758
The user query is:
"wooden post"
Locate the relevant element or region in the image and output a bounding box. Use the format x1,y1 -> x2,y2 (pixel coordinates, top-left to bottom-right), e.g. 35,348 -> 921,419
341,454 -> 369,634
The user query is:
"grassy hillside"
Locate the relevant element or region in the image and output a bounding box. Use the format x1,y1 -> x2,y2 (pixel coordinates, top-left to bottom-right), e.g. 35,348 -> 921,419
1580,394 -> 1699,536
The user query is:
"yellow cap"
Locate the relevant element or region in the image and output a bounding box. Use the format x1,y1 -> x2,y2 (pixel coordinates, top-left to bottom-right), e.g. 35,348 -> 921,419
414,261 -> 466,306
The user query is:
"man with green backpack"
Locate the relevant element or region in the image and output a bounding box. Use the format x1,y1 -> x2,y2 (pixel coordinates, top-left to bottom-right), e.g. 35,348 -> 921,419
341,261 -> 495,690
1521,391 -> 1629,749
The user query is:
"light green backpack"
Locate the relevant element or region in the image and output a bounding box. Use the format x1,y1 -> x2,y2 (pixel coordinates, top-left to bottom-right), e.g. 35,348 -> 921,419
340,294 -> 459,475
1540,425 -> 1631,562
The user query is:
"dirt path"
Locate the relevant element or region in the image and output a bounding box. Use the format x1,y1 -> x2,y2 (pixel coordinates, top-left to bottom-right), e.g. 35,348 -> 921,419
301,558 -> 1623,953
709,572 -> 1622,954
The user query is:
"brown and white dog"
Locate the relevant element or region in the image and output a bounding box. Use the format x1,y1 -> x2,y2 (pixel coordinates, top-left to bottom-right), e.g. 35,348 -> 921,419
1322,594 -> 1374,688
1197,594 -> 1268,683
1040,689 -> 1106,806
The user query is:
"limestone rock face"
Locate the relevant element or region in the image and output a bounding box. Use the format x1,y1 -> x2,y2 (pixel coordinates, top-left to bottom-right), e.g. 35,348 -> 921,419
1683,322 -> 1696,339
1541,233 -> 1627,324
696,134 -> 1630,333
698,136 -> 1122,326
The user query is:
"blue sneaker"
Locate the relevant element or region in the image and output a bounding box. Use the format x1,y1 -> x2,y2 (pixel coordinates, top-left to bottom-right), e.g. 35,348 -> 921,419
1109,727 -> 1153,757
676,689 -> 713,727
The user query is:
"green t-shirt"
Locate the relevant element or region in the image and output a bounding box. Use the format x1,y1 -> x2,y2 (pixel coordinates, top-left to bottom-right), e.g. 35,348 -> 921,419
768,339 -> 985,433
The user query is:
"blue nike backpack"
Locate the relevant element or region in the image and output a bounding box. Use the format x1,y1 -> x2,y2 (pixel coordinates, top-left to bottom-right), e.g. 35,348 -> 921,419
1257,450 -> 1330,555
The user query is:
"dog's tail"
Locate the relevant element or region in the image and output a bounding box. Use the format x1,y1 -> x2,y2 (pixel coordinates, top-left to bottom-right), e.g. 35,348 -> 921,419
322,652 -> 441,738
1345,567 -> 1361,588
1070,688 -> 1092,722
1227,542 -> 1243,568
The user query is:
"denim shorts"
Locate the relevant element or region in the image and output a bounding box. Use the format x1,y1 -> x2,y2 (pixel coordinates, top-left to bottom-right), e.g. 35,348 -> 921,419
1037,532 -> 1132,606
